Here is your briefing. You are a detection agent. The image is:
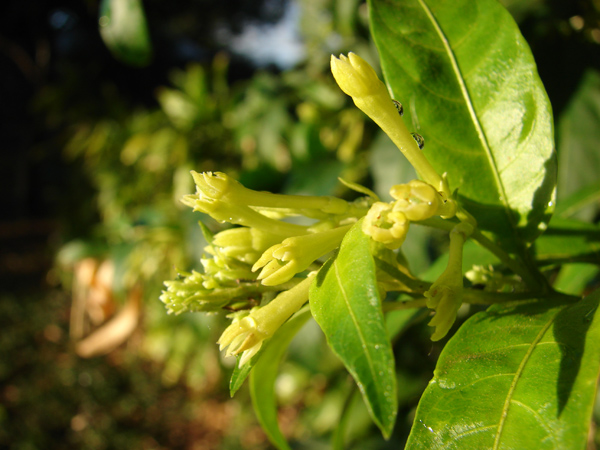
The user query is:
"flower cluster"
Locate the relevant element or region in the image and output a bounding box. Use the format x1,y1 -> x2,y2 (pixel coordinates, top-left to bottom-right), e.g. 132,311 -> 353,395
362,179 -> 456,250
161,170 -> 371,364
161,51 -> 477,360
159,227 -> 282,315
331,52 -> 474,340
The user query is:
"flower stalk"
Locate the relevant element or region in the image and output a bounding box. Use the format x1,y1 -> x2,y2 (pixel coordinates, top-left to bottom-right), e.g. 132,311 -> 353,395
424,222 -> 474,341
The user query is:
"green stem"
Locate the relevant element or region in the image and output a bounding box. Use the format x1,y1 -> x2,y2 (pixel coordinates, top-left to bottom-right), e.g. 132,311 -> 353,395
470,229 -> 542,290
375,257 -> 432,293
383,289 -> 579,311
383,298 -> 427,312
462,288 -> 579,305
417,217 -> 544,291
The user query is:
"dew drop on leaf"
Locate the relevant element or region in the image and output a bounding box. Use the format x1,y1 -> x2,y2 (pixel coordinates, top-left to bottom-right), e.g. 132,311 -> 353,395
411,132 -> 425,149
392,99 -> 404,116
437,378 -> 456,390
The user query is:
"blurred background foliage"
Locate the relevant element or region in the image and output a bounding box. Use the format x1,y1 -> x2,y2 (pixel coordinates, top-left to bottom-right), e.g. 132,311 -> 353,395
1,0 -> 600,448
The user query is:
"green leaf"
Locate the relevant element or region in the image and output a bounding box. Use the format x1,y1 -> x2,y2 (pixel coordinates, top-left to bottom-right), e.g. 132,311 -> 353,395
248,308 -> 311,450
99,0 -> 153,67
553,263 -> 599,296
554,181 -> 600,219
369,0 -> 556,250
406,291 -> 600,449
385,308 -> 425,340
310,220 -> 397,438
534,217 -> 600,265
229,356 -> 253,397
557,70 -> 600,221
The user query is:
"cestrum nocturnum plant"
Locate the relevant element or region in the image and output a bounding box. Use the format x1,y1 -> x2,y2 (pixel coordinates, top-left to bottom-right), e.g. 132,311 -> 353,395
161,51 -> 479,369
162,169 -> 375,363
152,0 -> 582,442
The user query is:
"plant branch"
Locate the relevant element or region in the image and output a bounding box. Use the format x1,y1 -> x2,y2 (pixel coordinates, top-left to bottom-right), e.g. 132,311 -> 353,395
383,298 -> 427,311
462,288 -> 579,305
417,217 -> 545,291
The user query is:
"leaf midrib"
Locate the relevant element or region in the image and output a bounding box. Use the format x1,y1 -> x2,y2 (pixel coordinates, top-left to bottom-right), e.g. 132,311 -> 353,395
333,260 -> 380,392
416,0 -> 518,234
492,308 -> 560,448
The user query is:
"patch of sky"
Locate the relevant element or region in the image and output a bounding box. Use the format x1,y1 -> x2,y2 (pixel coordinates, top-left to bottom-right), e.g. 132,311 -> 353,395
217,0 -> 305,69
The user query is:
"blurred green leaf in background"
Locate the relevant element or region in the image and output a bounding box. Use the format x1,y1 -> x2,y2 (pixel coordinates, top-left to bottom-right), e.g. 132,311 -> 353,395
99,0 -> 153,66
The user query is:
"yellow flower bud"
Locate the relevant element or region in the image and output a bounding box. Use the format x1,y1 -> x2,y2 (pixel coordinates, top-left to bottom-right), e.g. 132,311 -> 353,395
330,53 -> 389,101
389,179 -> 456,221
192,170 -> 350,214
331,53 -> 444,192
218,274 -> 314,366
390,180 -> 441,221
252,225 -> 352,286
424,222 -> 473,340
191,170 -> 236,200
182,191 -> 309,237
211,227 -> 282,264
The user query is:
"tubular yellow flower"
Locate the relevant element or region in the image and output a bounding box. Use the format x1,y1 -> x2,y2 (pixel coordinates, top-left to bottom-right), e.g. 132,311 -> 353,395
182,189 -> 309,237
390,180 -> 456,221
390,180 -> 441,221
218,274 -> 314,366
191,170 -> 351,214
210,227 -> 282,264
182,171 -> 372,237
252,225 -> 352,286
331,53 -> 444,194
424,222 -> 474,341
362,202 -> 409,249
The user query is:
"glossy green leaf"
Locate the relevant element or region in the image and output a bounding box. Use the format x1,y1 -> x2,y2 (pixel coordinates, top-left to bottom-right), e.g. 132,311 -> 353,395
406,290 -> 600,449
99,0 -> 152,66
534,217 -> 600,265
310,220 -> 397,438
369,0 -> 556,249
248,308 -> 311,450
557,70 -> 600,221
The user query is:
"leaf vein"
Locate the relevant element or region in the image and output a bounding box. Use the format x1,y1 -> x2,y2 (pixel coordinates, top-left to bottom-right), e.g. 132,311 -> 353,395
510,399 -> 558,444
333,259 -> 380,395
417,0 -> 518,234
492,308 -> 562,449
